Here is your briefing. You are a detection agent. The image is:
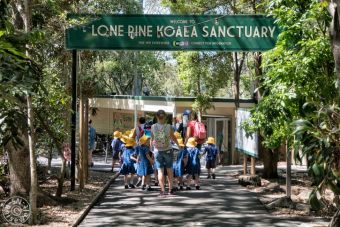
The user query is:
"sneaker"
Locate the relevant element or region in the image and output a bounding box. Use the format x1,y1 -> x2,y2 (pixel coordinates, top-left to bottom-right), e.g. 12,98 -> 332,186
158,191 -> 166,197
212,174 -> 216,179
124,185 -> 129,189
129,184 -> 135,189
155,182 -> 159,186
146,186 -> 152,191
207,175 -> 211,179
136,180 -> 142,187
186,186 -> 191,190
169,189 -> 175,195
142,185 -> 146,190
195,185 -> 200,190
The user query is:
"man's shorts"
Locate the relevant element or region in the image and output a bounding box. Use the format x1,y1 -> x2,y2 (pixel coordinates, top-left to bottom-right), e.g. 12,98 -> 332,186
206,160 -> 216,169
154,149 -> 173,169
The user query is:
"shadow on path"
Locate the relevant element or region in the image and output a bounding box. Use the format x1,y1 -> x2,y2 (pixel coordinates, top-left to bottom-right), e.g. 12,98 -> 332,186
80,167 -> 318,227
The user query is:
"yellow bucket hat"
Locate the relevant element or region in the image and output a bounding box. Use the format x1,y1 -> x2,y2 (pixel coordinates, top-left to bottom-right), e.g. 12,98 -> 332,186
113,131 -> 122,139
174,131 -> 181,139
124,130 -> 131,137
125,137 -> 136,147
206,137 -> 215,144
139,135 -> 149,145
121,135 -> 128,144
177,138 -> 185,147
186,137 -> 197,148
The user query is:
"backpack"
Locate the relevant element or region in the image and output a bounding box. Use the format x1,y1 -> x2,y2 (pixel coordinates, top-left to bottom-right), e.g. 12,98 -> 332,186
137,125 -> 145,138
193,121 -> 206,140
152,124 -> 170,150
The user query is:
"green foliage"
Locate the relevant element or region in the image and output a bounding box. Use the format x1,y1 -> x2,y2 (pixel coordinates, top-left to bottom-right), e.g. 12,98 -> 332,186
0,14 -> 41,149
293,103 -> 340,210
243,0 -> 340,210
175,51 -> 233,112
244,0 -> 336,148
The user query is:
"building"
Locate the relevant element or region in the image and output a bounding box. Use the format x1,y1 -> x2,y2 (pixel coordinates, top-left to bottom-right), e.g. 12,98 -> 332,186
89,95 -> 255,164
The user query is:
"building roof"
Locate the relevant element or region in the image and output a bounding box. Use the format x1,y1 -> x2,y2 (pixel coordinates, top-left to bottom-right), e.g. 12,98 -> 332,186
94,95 -> 255,103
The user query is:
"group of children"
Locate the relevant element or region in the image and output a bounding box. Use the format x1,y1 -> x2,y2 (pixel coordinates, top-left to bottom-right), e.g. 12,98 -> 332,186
111,130 -> 220,192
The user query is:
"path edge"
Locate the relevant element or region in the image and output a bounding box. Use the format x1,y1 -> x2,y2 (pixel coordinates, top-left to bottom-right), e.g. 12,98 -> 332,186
72,172 -> 120,227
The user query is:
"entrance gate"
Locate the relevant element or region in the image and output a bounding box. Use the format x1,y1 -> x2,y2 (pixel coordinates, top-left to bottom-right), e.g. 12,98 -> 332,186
65,14 -> 279,190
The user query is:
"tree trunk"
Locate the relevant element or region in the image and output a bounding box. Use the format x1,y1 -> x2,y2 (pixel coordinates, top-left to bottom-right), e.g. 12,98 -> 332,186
329,207 -> 340,227
262,148 -> 278,179
56,157 -> 66,197
331,0 -> 340,92
23,0 -> 37,222
47,143 -> 53,173
6,137 -> 31,197
329,2 -> 340,225
26,94 -> 38,224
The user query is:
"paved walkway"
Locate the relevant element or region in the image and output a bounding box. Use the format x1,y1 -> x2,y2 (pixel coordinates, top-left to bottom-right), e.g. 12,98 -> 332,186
79,166 -> 322,227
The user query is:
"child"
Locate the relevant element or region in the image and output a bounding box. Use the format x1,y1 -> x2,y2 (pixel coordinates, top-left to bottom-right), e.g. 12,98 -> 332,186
119,136 -> 128,165
111,131 -> 122,172
120,137 -> 137,189
203,137 -> 219,179
186,137 -> 201,190
135,135 -> 154,191
173,138 -> 188,190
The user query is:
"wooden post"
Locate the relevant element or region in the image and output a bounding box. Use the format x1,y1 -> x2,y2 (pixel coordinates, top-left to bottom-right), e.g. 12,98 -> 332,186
286,139 -> 291,198
251,157 -> 256,175
243,154 -> 247,175
78,97 -> 84,190
84,98 -> 89,183
70,49 -> 77,191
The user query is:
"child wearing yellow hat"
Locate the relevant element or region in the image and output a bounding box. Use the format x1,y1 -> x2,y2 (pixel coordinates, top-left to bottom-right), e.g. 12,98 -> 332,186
120,137 -> 137,189
173,138 -> 189,190
186,137 -> 201,190
203,137 -> 219,179
135,135 -> 154,191
111,131 -> 122,172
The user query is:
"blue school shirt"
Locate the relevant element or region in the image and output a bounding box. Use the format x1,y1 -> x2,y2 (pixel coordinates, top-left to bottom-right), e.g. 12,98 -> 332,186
174,148 -> 189,176
176,148 -> 188,164
187,147 -> 200,166
135,145 -> 151,164
121,147 -> 135,165
111,138 -> 122,155
204,144 -> 218,161
135,145 -> 153,176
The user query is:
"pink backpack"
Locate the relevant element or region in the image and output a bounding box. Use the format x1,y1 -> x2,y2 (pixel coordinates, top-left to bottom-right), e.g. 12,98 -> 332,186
194,121 -> 206,140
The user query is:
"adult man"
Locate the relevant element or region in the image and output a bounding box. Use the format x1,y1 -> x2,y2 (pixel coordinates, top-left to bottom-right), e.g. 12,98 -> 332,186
150,110 -> 180,196
88,120 -> 96,167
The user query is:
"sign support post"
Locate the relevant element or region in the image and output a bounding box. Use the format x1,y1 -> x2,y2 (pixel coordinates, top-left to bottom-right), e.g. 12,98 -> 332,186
71,49 -> 77,191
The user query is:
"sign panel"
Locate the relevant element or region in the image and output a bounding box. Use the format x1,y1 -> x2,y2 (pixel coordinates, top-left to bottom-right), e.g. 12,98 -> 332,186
66,14 -> 279,51
236,109 -> 258,158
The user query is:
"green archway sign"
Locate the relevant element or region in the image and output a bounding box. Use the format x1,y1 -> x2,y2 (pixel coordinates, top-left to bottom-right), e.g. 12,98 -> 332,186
66,14 -> 279,51
66,14 -> 279,191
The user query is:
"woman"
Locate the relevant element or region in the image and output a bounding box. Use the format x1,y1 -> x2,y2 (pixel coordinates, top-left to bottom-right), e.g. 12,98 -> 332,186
150,110 -> 180,196
185,111 -> 206,150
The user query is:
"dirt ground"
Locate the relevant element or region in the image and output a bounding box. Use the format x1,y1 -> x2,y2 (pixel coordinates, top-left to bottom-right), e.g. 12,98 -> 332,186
0,166 -> 113,226
227,162 -> 335,222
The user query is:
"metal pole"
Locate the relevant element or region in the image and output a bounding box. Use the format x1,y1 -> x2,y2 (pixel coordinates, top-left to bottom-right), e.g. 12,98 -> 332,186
286,139 -> 291,198
71,49 -> 77,191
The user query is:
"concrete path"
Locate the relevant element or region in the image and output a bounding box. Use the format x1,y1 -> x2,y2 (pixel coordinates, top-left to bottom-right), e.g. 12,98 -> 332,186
79,166 -> 322,227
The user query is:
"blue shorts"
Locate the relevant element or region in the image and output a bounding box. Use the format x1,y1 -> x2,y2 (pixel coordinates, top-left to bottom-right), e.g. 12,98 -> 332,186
154,150 -> 173,169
